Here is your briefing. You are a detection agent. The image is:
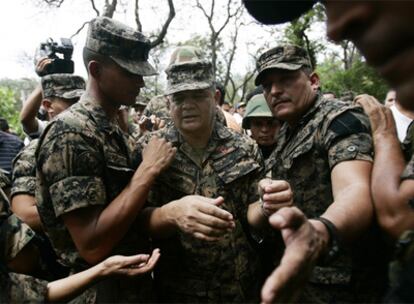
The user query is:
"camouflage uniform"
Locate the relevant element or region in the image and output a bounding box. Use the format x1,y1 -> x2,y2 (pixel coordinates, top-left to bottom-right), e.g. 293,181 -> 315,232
138,60 -> 265,303
0,170 -> 49,302
41,74 -> 85,100
257,45 -> 387,302
35,17 -> 157,303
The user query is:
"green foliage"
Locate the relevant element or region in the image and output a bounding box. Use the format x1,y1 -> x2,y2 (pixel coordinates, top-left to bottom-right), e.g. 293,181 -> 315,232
317,59 -> 389,101
0,87 -> 23,137
283,3 -> 326,69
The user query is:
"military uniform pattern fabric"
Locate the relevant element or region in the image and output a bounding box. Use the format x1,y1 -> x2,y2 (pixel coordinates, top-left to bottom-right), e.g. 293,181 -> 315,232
138,121 -> 264,303
41,74 -> 85,99
35,96 -> 153,302
266,95 -> 383,302
11,139 -> 38,198
6,271 -> 48,303
401,122 -> 414,180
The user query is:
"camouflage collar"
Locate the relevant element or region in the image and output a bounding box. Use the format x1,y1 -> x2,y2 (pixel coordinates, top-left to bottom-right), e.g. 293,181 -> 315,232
164,118 -> 232,145
79,96 -> 120,135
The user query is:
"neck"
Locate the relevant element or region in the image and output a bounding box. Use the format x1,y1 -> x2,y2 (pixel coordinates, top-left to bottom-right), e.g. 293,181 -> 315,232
395,102 -> 414,120
85,80 -> 119,120
181,124 -> 214,149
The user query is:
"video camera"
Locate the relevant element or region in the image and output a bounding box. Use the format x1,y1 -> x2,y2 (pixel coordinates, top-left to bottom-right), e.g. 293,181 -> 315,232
35,38 -> 74,76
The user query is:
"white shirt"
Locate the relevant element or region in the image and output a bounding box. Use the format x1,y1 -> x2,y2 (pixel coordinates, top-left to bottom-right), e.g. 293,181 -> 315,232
390,105 -> 413,142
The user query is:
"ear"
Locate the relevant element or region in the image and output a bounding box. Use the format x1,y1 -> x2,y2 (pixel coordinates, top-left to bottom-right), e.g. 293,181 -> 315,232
309,72 -> 320,92
42,99 -> 53,113
88,60 -> 101,79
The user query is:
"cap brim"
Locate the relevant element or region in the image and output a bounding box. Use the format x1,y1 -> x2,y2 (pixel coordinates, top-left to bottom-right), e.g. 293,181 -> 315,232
165,82 -> 212,95
255,63 -> 303,85
112,56 -> 158,76
61,89 -> 84,99
242,113 -> 274,129
244,0 -> 315,25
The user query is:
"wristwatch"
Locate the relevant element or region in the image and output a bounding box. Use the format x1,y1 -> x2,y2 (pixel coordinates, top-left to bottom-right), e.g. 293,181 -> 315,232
313,216 -> 342,266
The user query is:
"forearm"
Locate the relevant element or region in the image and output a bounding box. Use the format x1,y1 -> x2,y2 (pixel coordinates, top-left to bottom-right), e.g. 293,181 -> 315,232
20,85 -> 42,133
321,183 -> 373,244
139,205 -> 177,239
371,132 -> 411,237
11,195 -> 43,231
70,165 -> 159,264
46,262 -> 103,302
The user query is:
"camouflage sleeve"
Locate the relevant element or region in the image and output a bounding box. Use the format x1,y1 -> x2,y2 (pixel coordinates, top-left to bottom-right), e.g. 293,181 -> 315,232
7,272 -> 48,302
11,140 -> 38,198
245,140 -> 265,204
401,154 -> 414,180
37,131 -> 107,217
0,213 -> 36,261
324,110 -> 373,169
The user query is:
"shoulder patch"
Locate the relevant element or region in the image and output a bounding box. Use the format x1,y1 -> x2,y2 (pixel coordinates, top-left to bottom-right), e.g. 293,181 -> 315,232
328,111 -> 369,137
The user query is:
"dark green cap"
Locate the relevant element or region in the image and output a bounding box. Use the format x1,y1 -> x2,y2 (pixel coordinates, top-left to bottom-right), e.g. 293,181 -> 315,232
242,94 -> 274,129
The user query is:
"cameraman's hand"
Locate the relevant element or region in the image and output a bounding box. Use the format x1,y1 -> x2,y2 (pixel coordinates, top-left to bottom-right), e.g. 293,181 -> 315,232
139,115 -> 165,133
35,57 -> 53,76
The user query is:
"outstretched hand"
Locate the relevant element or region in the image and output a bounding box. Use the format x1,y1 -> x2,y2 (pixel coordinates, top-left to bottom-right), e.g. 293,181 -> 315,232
261,207 -> 324,303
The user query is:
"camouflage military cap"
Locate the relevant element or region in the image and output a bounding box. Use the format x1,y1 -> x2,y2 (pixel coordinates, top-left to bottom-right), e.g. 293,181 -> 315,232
242,94 -> 274,129
134,95 -> 149,107
85,17 -> 157,76
41,74 -> 85,99
165,60 -> 214,95
255,44 -> 312,85
168,46 -> 203,67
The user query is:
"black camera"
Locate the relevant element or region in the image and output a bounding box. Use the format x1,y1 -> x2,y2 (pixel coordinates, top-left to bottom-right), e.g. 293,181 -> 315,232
35,38 -> 74,76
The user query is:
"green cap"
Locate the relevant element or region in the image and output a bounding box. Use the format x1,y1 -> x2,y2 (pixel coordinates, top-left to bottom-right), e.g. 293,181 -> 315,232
255,44 -> 312,85
242,94 -> 274,129
168,46 -> 203,66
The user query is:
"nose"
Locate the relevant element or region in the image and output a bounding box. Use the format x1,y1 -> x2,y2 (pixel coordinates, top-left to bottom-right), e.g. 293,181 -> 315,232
326,2 -> 374,42
270,82 -> 283,97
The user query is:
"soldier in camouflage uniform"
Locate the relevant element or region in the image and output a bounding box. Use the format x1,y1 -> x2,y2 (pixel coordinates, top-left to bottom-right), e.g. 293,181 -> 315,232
254,45 -> 386,302
138,59 -> 293,303
35,16 -> 175,303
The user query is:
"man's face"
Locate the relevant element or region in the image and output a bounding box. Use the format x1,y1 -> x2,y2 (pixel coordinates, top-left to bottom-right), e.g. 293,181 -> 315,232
237,105 -> 246,116
384,90 -> 397,107
325,1 -> 414,110
261,69 -> 319,125
98,60 -> 145,107
169,88 -> 216,135
132,105 -> 146,123
250,117 -> 280,146
222,103 -> 231,112
44,97 -> 79,118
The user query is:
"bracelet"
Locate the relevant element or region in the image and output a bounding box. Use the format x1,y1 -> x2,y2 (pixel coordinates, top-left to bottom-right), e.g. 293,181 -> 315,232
313,216 -> 341,265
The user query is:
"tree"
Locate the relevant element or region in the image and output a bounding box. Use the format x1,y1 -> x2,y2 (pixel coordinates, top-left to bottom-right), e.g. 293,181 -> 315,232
0,87 -> 23,136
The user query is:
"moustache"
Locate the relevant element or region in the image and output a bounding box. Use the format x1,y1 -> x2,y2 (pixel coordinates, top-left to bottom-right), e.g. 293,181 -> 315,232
271,97 -> 291,106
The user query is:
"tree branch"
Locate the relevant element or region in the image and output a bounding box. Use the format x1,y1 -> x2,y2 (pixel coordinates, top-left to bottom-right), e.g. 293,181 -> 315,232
70,21 -> 91,39
90,0 -> 100,16
135,0 -> 142,32
150,0 -> 176,48
103,0 -> 117,18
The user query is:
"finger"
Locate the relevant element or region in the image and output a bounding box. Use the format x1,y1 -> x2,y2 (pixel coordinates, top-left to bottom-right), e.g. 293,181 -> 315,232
269,207 -> 307,230
193,232 -> 224,242
120,254 -> 150,267
263,180 -> 290,194
258,178 -> 273,195
197,212 -> 235,230
198,202 -> 233,221
263,189 -> 293,203
193,223 -> 230,237
210,196 -> 225,207
263,201 -> 293,212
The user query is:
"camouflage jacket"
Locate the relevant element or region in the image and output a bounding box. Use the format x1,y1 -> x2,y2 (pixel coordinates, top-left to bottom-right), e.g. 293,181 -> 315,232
11,139 -> 38,198
266,95 -> 381,301
138,120 -> 264,302
35,96 -> 152,303
1,270 -> 48,303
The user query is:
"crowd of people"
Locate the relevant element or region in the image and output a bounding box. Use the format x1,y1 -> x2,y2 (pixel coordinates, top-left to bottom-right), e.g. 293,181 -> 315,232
1,1 -> 414,303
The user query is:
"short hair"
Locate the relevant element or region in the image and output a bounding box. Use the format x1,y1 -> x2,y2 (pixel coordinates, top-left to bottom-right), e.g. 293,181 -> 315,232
82,47 -> 113,73
0,118 -> 9,132
215,82 -> 226,106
